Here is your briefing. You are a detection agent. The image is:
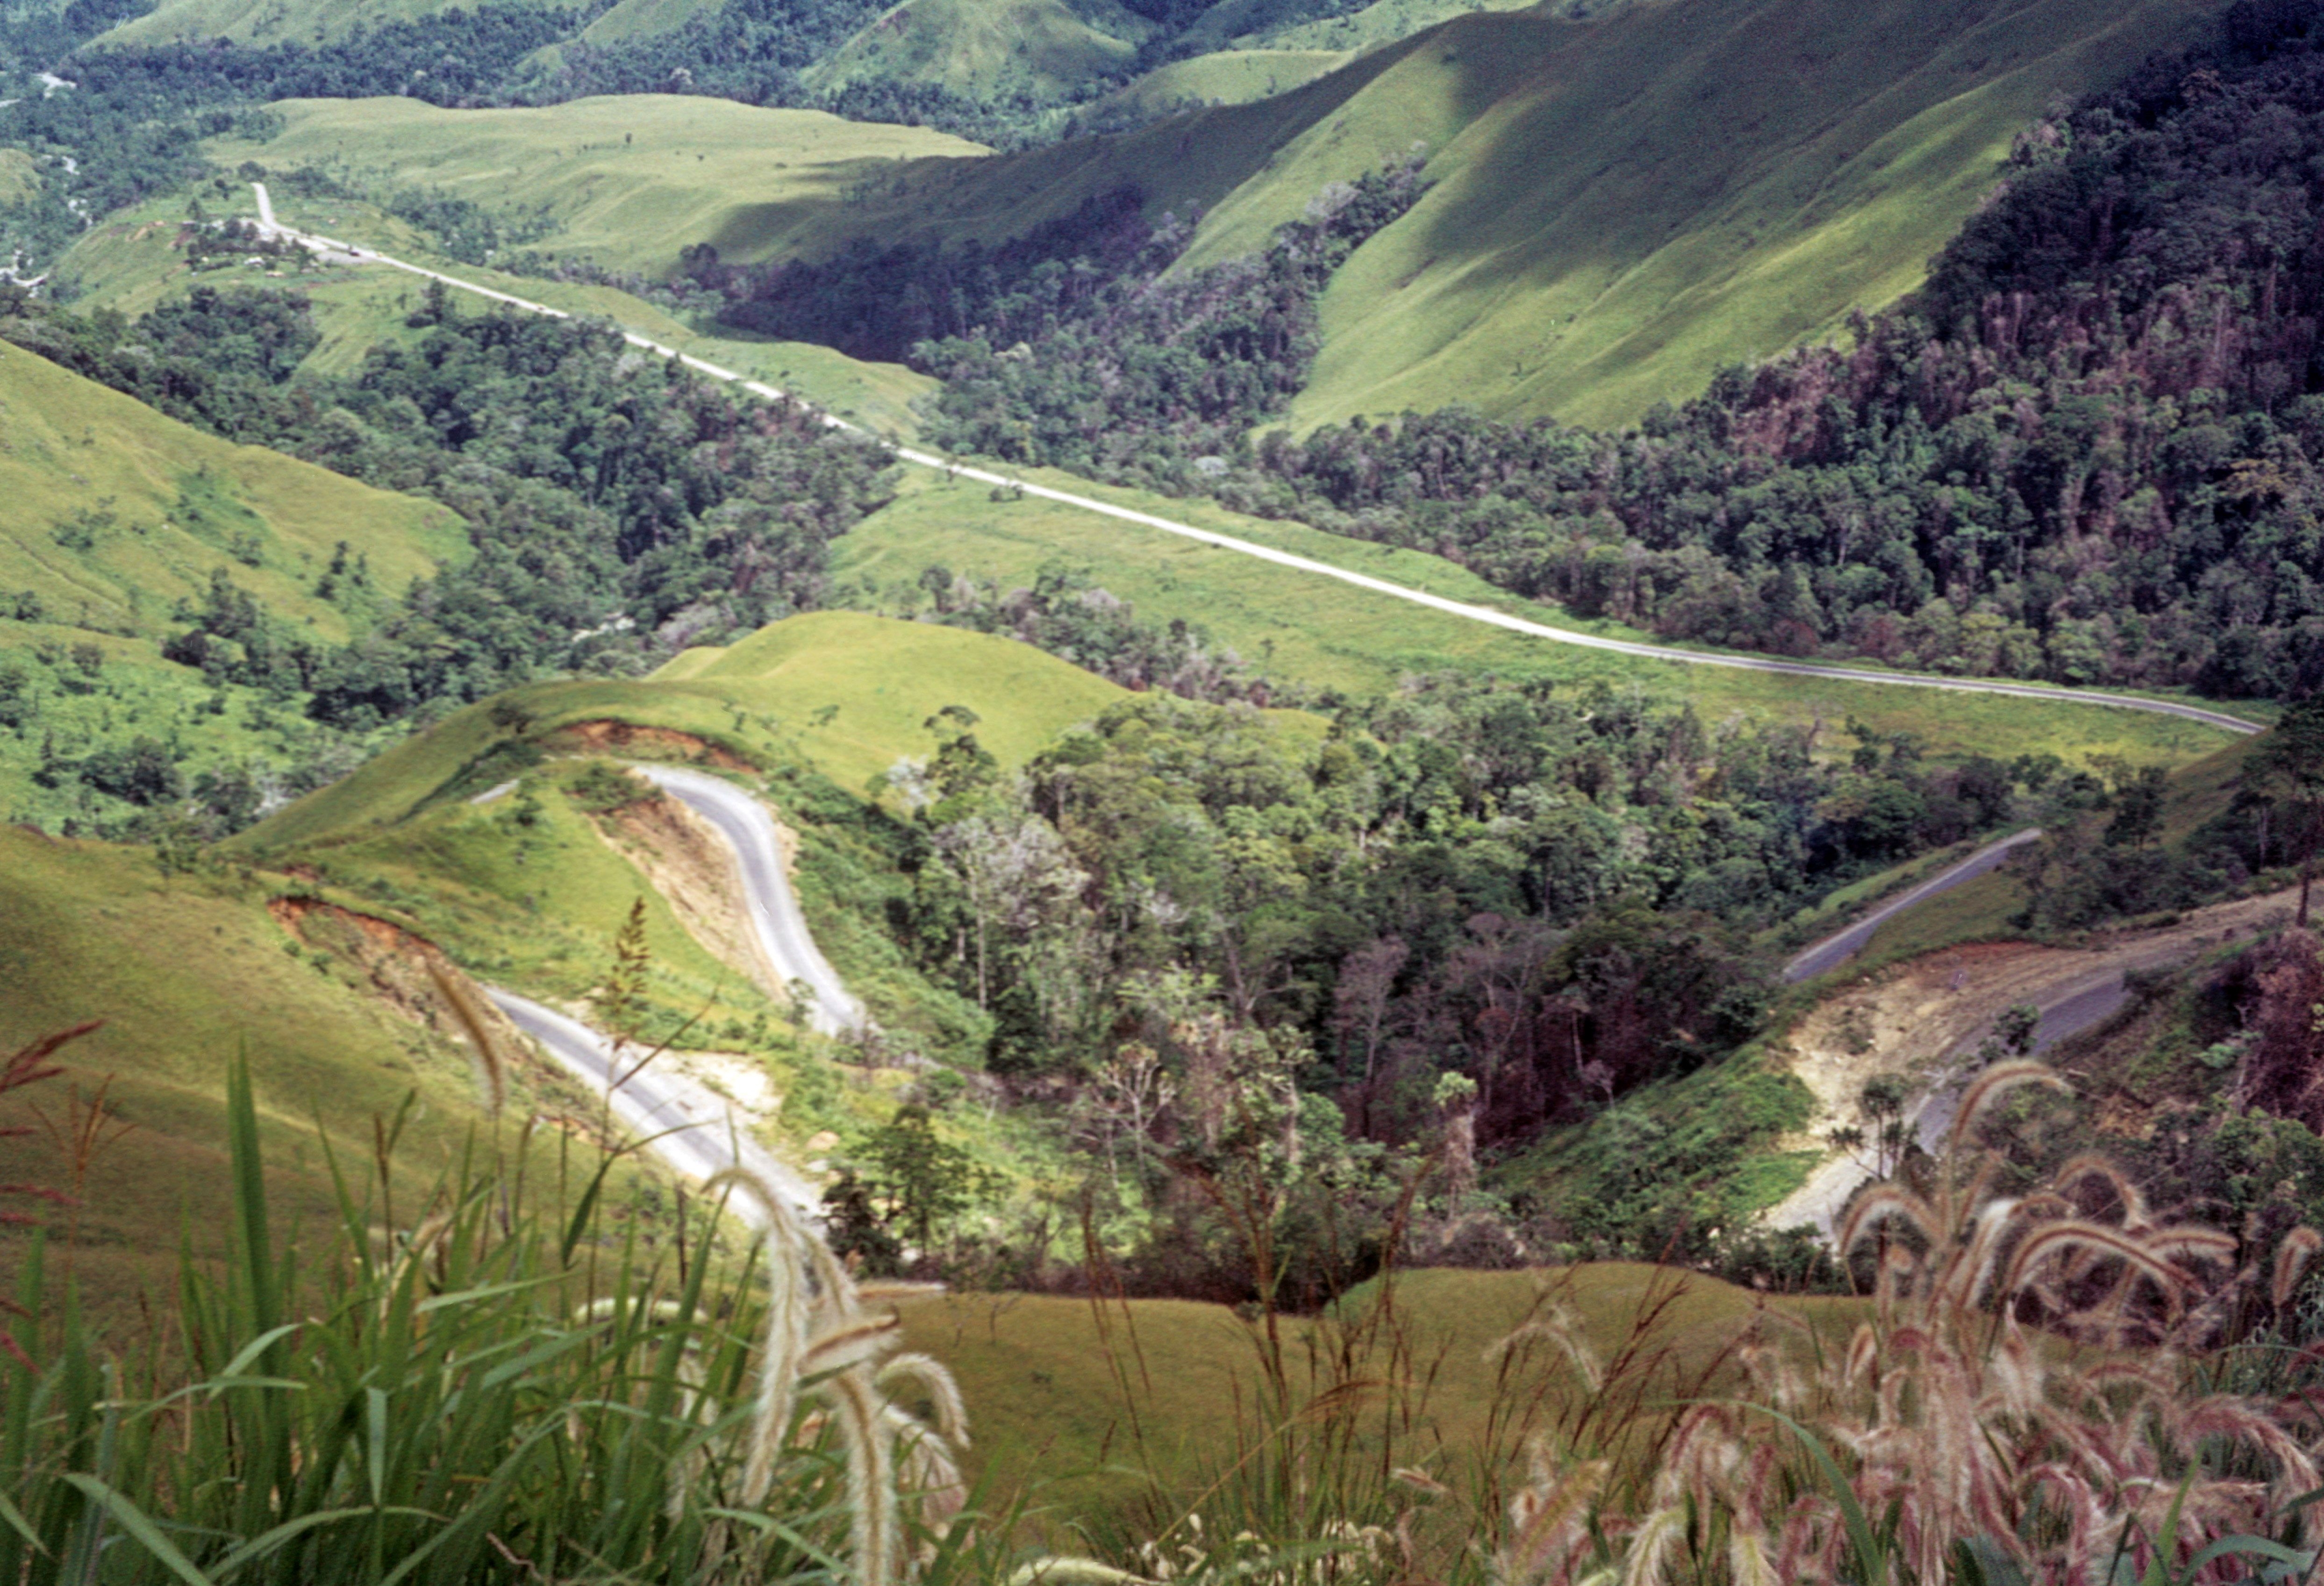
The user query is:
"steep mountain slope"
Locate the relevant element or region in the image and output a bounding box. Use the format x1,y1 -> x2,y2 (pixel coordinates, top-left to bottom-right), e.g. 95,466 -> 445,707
1195,0 -> 2222,429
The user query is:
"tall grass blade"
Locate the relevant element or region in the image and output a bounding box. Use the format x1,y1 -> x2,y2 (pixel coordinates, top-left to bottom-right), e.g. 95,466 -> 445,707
207,1508 -> 436,1580
1730,1402 -> 1888,1586
60,1473 -> 215,1586
0,1489 -> 45,1556
2179,1534 -> 2308,1580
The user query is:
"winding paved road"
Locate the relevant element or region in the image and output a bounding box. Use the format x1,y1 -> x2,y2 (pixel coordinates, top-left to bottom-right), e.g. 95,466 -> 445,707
467,772 -> 856,1220
485,987 -> 821,1225
1782,829 -> 2045,983
1773,887 -> 2301,1235
245,184 -> 2267,739
636,765 -> 864,1036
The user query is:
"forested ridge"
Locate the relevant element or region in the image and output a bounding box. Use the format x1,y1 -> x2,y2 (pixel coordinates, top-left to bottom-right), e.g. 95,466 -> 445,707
0,284 -> 897,738
1223,18 -> 2324,702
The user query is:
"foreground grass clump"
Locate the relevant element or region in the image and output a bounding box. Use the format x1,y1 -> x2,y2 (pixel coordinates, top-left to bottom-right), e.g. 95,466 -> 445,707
1490,1063 -> 2324,1586
0,1055 -> 976,1586
11,1041 -> 2323,1586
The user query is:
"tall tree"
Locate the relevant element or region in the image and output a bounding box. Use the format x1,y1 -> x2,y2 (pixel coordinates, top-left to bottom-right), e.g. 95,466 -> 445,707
2247,696 -> 2324,927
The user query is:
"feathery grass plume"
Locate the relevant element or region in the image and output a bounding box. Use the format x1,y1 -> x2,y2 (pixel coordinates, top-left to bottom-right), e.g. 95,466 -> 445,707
708,1166 -> 967,1586
706,1166 -> 816,1505
1943,1058 -> 2069,1155
1493,1445 -> 1610,1586
426,957 -> 506,1115
1595,1061 -> 2324,1584
879,1352 -> 970,1449
1006,1561 -> 1155,1586
831,1360 -> 900,1586
0,1025 -> 93,1231
2275,1225 -> 2323,1311
1490,1304 -> 1604,1396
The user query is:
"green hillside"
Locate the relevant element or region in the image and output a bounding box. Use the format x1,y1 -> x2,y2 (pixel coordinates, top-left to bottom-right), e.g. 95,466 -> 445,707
651,608 -> 1128,791
52,183 -> 941,434
1185,0 -> 1544,52
575,0 -> 727,44
98,0 -> 533,46
236,94 -> 988,276
82,0 -> 2222,434
0,148 -> 36,205
230,613 -> 1126,1074
254,612 -> 1124,854
901,1263 -> 1866,1525
1269,0 -> 2219,428
808,0 -> 1152,100
1078,47 -> 1347,121
0,615 -> 1120,1319
0,338 -> 465,823
0,340 -> 460,639
0,828 -> 550,1322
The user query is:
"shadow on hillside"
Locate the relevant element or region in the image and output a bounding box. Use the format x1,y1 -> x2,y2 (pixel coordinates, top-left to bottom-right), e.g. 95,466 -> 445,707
1365,0 -> 2207,417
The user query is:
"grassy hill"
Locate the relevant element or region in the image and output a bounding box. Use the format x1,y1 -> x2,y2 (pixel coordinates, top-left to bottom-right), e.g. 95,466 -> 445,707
0,338 -> 460,639
808,0 -> 1153,101
0,337 -> 465,824
1271,0 -> 2220,428
901,1262 -> 1866,1527
233,611 -> 1125,1048
252,611 -> 1124,853
233,94 -> 988,277
649,608 -> 1128,791
0,827 -> 555,1325
1185,0 -> 1544,52
0,148 -> 36,205
1076,47 -> 1347,122
1133,0 -> 2213,433
574,0 -> 727,44
0,613 -> 1124,1321
97,0 -> 541,46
